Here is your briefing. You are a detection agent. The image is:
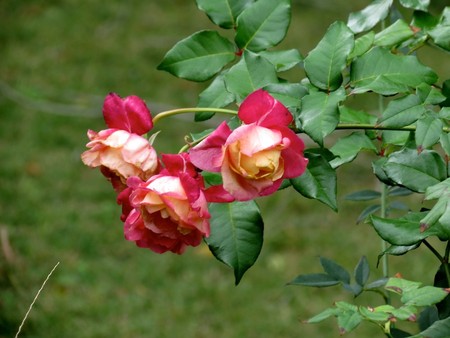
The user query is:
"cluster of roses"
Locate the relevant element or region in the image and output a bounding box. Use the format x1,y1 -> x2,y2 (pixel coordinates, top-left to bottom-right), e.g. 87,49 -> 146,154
81,89 -> 308,254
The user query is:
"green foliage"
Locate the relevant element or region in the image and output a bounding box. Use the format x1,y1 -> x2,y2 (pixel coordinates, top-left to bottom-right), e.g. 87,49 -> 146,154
206,201 -> 264,285
157,30 -> 236,81
303,21 -> 354,91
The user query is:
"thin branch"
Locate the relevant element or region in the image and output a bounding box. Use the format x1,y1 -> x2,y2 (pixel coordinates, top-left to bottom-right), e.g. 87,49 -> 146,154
15,262 -> 60,338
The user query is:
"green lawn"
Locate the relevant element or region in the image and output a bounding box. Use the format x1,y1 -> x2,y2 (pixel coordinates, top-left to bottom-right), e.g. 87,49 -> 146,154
0,1 -> 447,337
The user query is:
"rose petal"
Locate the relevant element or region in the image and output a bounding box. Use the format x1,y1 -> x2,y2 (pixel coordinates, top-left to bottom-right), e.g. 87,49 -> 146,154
189,121 -> 231,172
238,89 -> 293,128
103,93 -> 152,135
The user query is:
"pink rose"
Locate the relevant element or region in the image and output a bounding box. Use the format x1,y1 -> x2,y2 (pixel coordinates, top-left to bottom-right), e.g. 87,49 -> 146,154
190,89 -> 308,201
81,129 -> 159,189
124,153 -> 210,254
102,93 -> 153,135
81,93 -> 158,191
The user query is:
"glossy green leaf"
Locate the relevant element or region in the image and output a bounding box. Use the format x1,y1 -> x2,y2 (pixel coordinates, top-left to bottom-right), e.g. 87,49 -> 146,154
196,0 -> 253,29
410,317 -> 450,338
354,256 -> 370,287
374,19 -> 415,47
412,10 -> 439,32
347,0 -> 393,34
206,201 -> 264,285
235,0 -> 291,52
259,49 -> 303,72
440,133 -> 450,156
304,21 -> 354,91
380,244 -> 421,260
429,24 -> 450,51
370,212 -> 450,246
422,178 -> 450,230
385,277 -> 422,294
290,152 -> 337,211
339,106 -> 377,125
224,50 -> 278,102
416,83 -> 447,105
379,94 -> 425,128
399,0 -> 429,11
345,190 -> 381,201
196,73 -> 235,121
330,132 -> 377,168
299,88 -> 346,145
157,30 -> 236,82
350,47 -> 438,95
287,273 -> 340,287
263,83 -> 307,109
416,115 -> 443,150
320,257 -> 351,284
382,148 -> 447,193
348,31 -> 375,60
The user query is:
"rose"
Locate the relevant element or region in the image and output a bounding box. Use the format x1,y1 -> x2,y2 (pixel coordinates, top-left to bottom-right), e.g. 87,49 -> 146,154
81,93 -> 158,191
190,89 -> 308,201
124,153 -> 210,254
81,128 -> 159,190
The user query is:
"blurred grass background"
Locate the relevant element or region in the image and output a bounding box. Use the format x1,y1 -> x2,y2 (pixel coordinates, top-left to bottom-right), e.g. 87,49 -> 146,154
1,1 -> 449,337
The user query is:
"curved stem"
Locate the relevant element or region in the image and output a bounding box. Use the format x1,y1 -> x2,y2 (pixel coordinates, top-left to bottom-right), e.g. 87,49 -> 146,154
152,107 -> 237,125
423,239 -> 444,262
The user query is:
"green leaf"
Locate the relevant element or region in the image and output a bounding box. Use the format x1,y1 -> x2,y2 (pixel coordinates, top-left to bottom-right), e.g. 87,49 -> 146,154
416,115 -> 444,150
370,212 -> 450,246
359,306 -> 391,322
357,204 -> 381,224
440,133 -> 450,156
206,201 -> 264,285
329,132 -> 377,168
412,11 -> 439,32
304,21 -> 354,91
196,0 -> 253,29
345,190 -> 381,201
235,0 -> 291,52
263,83 -> 307,110
399,0 -> 429,11
350,47 -> 438,95
391,305 -> 418,321
196,73 -> 235,121
410,317 -> 450,338
305,308 -> 340,324
337,307 -> 362,334
379,244 -> 421,260
429,25 -> 450,51
382,148 -> 447,193
157,30 -> 236,82
354,256 -> 370,287
401,286 -> 449,307
299,88 -> 346,145
224,50 -> 278,102
339,106 -> 377,125
379,94 -> 425,128
287,273 -> 340,287
348,31 -> 375,60
290,152 -> 337,211
347,0 -> 393,34
320,257 -> 351,284
374,19 -> 415,48
416,83 -> 447,105
259,49 -> 303,72
385,277 -> 422,294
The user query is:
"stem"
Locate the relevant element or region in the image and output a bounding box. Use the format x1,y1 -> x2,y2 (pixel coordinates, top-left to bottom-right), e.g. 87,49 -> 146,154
444,242 -> 450,287
152,107 -> 237,125
423,239 -> 444,262
380,183 -> 391,305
